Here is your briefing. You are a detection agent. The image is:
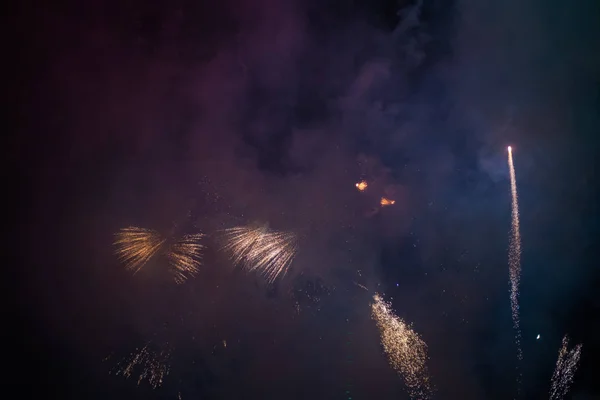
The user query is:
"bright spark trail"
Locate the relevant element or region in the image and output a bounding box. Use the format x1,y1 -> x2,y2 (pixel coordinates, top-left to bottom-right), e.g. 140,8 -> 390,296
507,146 -> 523,394
549,336 -> 583,400
371,293 -> 432,399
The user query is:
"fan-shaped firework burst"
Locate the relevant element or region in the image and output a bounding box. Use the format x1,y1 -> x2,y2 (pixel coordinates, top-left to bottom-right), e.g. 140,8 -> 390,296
165,234 -> 206,284
222,225 -> 297,283
371,293 -> 432,399
111,343 -> 172,389
114,227 -> 165,274
114,227 -> 205,283
549,335 -> 583,400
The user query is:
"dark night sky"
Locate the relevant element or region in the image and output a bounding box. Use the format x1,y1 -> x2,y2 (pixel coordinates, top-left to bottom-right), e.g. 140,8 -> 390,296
13,0 -> 600,399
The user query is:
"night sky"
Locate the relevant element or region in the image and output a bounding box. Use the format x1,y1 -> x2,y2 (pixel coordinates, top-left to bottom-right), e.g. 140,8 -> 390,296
13,0 -> 600,399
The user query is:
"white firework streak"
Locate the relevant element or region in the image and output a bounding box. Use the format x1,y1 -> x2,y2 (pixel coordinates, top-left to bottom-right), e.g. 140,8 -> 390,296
549,336 -> 582,400
508,148 -> 523,369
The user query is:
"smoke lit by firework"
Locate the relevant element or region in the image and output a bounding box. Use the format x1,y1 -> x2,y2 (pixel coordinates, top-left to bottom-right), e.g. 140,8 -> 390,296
507,147 -> 523,366
165,234 -> 206,284
111,343 -> 172,389
549,336 -> 583,400
380,197 -> 396,206
371,293 -> 432,399
222,225 -> 297,283
355,180 -> 368,191
114,227 -> 166,274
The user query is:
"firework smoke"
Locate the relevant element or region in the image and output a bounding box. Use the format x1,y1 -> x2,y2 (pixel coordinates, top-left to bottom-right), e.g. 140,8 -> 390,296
371,293 -> 432,399
549,336 -> 583,400
222,225 -> 297,283
114,227 -> 165,274
507,147 -> 523,368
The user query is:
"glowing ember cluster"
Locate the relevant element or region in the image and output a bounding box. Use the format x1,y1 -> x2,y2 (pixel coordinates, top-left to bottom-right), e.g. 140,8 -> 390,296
355,181 -> 368,191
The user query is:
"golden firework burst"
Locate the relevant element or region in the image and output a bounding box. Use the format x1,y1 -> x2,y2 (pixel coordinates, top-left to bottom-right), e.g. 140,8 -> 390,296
114,227 -> 165,274
371,293 -> 432,399
222,225 -> 297,283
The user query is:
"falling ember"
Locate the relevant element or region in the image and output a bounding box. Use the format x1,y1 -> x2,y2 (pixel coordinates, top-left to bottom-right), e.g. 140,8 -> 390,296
371,294 -> 432,399
114,227 -> 165,274
549,336 -> 582,400
165,233 -> 205,284
380,197 -> 396,206
111,344 -> 171,389
356,181 -> 368,191
222,225 -> 297,283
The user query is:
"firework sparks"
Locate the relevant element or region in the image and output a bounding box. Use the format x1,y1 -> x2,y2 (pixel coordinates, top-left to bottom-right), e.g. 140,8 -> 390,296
507,146 -> 523,366
222,225 -> 297,283
114,227 -> 165,274
371,293 -> 432,399
380,197 -> 396,206
355,180 -> 368,191
165,234 -> 205,284
549,336 -> 582,400
111,344 -> 171,389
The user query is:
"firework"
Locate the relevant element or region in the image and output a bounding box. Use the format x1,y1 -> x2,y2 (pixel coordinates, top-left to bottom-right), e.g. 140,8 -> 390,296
549,336 -> 582,400
165,234 -> 205,284
371,293 -> 432,399
380,197 -> 396,206
507,146 -> 523,364
111,343 -> 171,389
114,227 -> 165,274
356,181 -> 368,191
222,225 -> 297,283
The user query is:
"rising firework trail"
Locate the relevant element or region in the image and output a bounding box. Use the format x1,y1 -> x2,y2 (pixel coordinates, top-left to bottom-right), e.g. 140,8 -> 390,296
371,293 -> 432,399
507,146 -> 523,395
549,336 -> 583,400
222,225 -> 297,283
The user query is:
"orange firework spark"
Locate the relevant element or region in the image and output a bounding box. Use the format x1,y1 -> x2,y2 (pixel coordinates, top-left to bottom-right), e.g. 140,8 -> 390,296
549,336 -> 583,400
380,197 -> 396,206
222,225 -> 297,283
371,294 -> 432,399
114,227 -> 165,274
355,180 -> 368,191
